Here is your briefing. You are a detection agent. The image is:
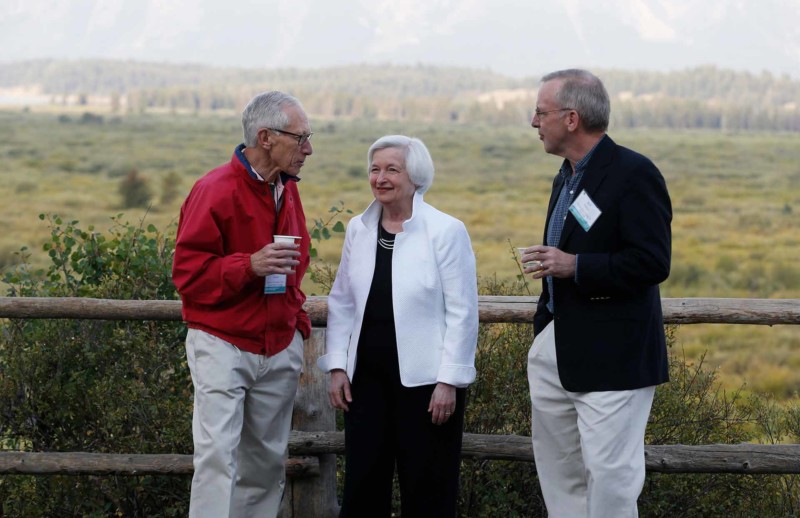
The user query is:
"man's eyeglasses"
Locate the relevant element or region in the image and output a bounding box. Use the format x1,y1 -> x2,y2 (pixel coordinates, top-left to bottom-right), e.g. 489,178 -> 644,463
268,128 -> 313,146
533,108 -> 574,119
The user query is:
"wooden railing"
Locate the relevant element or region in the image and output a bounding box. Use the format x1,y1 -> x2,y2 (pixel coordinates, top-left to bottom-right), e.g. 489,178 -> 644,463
1,296 -> 799,516
2,296 -> 797,325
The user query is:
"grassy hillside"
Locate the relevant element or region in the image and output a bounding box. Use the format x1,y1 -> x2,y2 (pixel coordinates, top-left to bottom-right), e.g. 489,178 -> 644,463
1,108 -> 798,397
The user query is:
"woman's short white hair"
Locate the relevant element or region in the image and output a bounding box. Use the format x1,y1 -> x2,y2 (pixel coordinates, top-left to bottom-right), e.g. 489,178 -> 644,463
367,135 -> 434,194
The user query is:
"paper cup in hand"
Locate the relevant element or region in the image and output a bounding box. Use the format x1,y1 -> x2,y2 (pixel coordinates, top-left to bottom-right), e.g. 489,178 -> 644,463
273,235 -> 301,245
265,235 -> 301,294
517,247 -> 533,267
517,247 -> 540,269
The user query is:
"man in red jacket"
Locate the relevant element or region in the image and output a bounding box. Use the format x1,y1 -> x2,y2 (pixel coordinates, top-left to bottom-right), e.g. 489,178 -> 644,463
172,91 -> 313,518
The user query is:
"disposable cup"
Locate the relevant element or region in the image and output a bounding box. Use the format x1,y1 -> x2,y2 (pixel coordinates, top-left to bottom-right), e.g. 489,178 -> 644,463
274,235 -> 301,244
517,247 -> 540,269
265,235 -> 301,294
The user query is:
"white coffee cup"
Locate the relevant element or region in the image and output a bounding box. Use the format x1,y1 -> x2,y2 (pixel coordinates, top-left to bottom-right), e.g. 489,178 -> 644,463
517,247 -> 542,270
264,235 -> 301,294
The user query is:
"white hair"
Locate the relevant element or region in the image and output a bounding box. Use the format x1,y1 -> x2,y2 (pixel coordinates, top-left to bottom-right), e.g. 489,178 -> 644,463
241,91 -> 303,147
367,135 -> 434,194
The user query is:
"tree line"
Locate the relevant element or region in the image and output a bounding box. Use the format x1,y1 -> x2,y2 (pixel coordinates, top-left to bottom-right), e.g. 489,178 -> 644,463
2,59 -> 798,131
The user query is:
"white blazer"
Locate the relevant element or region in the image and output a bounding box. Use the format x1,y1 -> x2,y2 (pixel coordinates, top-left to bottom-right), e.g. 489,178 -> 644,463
317,193 -> 478,388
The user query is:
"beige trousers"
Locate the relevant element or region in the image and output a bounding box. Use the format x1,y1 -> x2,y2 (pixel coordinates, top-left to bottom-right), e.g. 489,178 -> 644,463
186,329 -> 303,518
527,321 -> 655,518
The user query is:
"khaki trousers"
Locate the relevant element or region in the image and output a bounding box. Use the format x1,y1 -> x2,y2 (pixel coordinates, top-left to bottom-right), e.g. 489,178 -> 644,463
186,329 -> 303,518
527,321 -> 655,518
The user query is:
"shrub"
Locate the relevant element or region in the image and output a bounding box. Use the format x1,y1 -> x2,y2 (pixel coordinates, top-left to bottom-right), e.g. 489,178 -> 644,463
2,216 -> 798,516
0,208 -> 351,516
15,181 -> 37,194
640,346 -> 784,516
79,112 -> 104,125
159,171 -> 182,206
458,277 -> 543,517
119,168 -> 153,209
668,263 -> 705,288
772,263 -> 800,292
0,215 -> 190,517
308,202 -> 349,260
456,280 -> 799,517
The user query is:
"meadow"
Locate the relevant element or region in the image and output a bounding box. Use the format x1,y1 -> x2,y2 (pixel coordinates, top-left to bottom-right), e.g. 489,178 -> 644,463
1,108 -> 798,398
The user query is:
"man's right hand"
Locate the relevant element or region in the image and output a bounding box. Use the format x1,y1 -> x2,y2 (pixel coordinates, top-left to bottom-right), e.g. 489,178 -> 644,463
250,242 -> 300,276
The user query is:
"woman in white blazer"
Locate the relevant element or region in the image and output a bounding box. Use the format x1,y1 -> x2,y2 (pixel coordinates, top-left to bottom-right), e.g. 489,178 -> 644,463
317,135 -> 478,517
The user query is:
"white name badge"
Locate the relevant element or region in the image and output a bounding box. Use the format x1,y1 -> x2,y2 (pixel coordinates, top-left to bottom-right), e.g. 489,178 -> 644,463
569,190 -> 602,232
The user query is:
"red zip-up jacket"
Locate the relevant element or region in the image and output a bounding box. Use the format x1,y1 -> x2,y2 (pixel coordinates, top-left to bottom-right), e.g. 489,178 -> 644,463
172,147 -> 311,355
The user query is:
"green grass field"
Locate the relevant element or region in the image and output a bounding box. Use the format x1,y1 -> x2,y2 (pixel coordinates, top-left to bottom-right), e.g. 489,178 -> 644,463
2,108 -> 798,398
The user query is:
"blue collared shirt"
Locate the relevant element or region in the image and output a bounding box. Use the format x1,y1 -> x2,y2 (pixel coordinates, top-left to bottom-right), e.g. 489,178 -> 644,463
545,136 -> 604,314
235,143 -> 301,213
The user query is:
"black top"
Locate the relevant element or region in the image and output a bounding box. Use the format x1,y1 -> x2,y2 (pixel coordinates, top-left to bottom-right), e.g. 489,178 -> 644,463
357,225 -> 397,349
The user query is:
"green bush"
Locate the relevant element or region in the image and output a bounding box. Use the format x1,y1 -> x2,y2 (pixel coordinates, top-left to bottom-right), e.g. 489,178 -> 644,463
640,346 -> 786,517
455,279 -> 800,517
456,276 -> 543,517
0,209 -> 349,516
119,168 -> 153,209
2,216 -> 798,516
159,171 -> 182,207
1,215 -> 190,517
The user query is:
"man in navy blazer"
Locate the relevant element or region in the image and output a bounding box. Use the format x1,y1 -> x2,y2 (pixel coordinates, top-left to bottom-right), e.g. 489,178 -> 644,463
520,69 -> 672,517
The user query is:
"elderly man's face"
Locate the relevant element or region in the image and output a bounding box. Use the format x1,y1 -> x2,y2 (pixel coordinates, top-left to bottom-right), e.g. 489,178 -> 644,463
270,104 -> 313,176
531,80 -> 570,157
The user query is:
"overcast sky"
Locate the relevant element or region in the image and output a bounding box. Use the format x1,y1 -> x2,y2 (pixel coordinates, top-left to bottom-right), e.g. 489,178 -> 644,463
1,0 -> 798,78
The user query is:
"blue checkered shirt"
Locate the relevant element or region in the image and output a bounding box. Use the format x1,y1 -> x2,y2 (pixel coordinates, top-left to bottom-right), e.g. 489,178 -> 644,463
545,138 -> 603,314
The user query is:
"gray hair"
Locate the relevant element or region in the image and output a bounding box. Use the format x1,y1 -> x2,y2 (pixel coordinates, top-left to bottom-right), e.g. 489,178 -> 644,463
241,91 -> 303,147
541,69 -> 610,132
367,135 -> 434,194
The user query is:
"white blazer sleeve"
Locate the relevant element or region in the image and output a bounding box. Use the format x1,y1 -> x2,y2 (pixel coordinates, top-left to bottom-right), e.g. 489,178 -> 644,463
435,220 -> 478,387
317,221 -> 356,374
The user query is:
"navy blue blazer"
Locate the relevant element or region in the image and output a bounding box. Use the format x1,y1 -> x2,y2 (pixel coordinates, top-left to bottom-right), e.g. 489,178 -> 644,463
533,135 -> 672,392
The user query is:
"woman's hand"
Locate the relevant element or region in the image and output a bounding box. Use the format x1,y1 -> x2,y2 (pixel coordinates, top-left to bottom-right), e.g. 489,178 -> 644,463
428,382 -> 456,425
328,369 -> 352,411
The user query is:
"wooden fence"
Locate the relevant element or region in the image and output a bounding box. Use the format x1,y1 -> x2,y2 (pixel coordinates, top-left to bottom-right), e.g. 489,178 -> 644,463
1,296 -> 799,516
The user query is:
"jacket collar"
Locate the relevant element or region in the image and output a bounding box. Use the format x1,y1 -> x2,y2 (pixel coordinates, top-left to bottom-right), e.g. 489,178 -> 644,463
555,134 -> 615,247
361,191 -> 425,231
234,143 -> 301,185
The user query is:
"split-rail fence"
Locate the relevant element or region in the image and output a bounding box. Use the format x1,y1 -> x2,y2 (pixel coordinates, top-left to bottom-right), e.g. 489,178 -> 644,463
1,296 -> 798,516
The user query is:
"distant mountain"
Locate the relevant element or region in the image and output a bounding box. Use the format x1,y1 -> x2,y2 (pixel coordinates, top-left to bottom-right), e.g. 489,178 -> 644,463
0,0 -> 798,79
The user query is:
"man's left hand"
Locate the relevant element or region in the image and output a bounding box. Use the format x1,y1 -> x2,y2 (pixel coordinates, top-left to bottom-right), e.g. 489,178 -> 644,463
523,245 -> 576,280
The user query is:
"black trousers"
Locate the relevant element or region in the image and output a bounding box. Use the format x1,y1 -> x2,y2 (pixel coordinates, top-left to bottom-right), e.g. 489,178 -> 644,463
340,345 -> 466,518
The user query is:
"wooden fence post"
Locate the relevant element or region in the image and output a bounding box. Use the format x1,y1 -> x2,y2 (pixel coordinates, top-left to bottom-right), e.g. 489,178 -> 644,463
281,327 -> 340,517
